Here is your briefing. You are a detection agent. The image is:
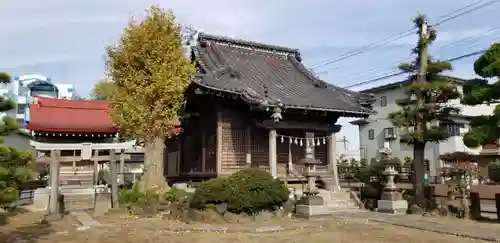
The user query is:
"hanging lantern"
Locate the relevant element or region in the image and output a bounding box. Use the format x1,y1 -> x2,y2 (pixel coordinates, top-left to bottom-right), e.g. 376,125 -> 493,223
294,138 -> 298,144
322,137 -> 326,144
280,135 -> 284,143
316,138 -> 320,146
299,139 -> 303,146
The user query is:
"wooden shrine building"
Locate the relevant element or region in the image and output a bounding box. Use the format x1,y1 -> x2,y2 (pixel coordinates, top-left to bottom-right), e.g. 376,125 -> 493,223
166,33 -> 375,188
27,96 -> 135,214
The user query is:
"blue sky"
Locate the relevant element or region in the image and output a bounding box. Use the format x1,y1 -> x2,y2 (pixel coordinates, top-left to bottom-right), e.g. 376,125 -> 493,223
1,0 -> 499,154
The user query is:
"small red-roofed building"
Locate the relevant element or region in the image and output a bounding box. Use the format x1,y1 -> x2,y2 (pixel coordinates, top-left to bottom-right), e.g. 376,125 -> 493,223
27,96 -> 136,215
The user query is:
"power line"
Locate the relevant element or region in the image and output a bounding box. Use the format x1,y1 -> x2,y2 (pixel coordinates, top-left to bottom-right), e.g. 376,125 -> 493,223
311,0 -> 498,71
310,29 -> 415,70
337,26 -> 500,83
342,48 -> 489,89
434,0 -> 500,26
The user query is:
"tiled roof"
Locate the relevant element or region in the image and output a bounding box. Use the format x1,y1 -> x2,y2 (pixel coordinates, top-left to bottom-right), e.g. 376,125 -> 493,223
27,96 -> 117,133
192,33 -> 374,117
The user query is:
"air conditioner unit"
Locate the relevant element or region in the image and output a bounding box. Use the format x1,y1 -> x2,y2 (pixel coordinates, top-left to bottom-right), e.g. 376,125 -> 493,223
384,128 -> 397,140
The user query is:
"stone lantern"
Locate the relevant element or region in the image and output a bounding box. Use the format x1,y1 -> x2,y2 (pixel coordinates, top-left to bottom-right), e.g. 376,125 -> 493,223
376,144 -> 408,214
295,138 -> 327,217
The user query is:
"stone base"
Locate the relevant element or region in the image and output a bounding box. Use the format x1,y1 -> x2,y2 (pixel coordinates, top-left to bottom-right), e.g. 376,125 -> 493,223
33,187 -> 50,212
93,193 -> 112,216
380,190 -> 403,201
296,195 -> 324,206
377,199 -> 408,214
295,204 -> 330,218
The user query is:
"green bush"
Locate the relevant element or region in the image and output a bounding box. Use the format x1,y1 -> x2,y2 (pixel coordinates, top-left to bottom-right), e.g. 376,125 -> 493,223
225,168 -> 289,214
189,169 -> 289,214
163,188 -> 193,203
189,178 -> 228,209
488,161 -> 500,183
118,183 -> 160,207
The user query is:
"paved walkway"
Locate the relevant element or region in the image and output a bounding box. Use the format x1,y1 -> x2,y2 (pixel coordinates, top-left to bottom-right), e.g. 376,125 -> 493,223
330,211 -> 500,242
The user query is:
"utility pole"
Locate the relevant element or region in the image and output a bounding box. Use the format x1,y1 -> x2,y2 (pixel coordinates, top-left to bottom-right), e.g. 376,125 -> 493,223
417,21 -> 428,82
413,18 -> 429,209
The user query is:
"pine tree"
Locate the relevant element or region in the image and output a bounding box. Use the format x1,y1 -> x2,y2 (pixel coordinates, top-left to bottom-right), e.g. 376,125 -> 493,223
0,72 -> 32,207
462,43 -> 500,147
388,15 -> 461,208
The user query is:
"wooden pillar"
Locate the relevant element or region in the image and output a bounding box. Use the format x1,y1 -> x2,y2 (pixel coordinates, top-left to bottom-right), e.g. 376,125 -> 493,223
201,132 -> 206,172
110,149 -> 118,208
93,149 -> 99,184
305,132 -> 315,157
269,129 -> 277,179
119,150 -> 125,184
245,127 -> 252,167
216,111 -> 223,176
49,150 -> 60,215
328,132 -> 340,192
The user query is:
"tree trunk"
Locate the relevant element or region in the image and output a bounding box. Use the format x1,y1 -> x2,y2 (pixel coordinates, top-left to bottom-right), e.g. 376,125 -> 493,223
413,142 -> 426,208
142,136 -> 169,191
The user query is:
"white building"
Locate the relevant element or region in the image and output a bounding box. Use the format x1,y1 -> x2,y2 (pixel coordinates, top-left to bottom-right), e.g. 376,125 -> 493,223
350,77 -> 496,177
0,74 -> 76,127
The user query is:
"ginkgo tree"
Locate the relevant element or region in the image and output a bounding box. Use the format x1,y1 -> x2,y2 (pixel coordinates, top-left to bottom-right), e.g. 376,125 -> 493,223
91,79 -> 117,100
106,5 -> 196,191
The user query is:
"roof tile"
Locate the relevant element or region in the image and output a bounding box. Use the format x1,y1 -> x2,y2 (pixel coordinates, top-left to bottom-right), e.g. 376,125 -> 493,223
193,33 -> 374,116
27,97 -> 117,133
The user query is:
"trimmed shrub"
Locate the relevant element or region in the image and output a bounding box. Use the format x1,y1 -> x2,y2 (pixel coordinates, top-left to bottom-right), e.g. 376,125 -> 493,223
189,178 -> 228,209
189,169 -> 289,214
225,168 -> 289,214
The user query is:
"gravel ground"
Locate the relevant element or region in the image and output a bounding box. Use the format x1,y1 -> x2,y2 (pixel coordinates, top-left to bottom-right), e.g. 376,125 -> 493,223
0,211 -> 490,243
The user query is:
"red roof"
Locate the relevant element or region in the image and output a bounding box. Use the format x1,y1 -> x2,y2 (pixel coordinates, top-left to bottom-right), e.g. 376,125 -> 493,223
27,96 -> 117,133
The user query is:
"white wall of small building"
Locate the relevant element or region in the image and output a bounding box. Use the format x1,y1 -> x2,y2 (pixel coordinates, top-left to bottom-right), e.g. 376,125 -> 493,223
357,83 -> 497,177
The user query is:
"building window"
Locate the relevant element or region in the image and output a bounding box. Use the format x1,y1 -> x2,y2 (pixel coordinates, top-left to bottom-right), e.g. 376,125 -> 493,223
445,124 -> 460,136
384,127 -> 396,140
368,129 -> 375,140
380,96 -> 387,107
17,104 -> 25,115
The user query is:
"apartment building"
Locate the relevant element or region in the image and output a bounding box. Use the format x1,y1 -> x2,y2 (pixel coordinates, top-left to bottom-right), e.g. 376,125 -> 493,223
350,77 -> 495,177
0,74 -> 76,126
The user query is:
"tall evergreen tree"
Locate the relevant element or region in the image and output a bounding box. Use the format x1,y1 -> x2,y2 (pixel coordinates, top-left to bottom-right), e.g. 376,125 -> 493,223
462,43 -> 500,147
388,15 -> 461,208
0,72 -> 32,206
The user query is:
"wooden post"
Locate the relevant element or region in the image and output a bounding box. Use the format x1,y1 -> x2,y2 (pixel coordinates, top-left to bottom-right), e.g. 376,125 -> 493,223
93,149 -> 99,184
119,149 -> 125,184
328,132 -> 340,192
470,192 -> 481,219
201,132 -> 206,172
245,127 -> 252,167
110,149 -> 118,208
269,129 -> 277,179
305,132 -> 315,156
495,193 -> 500,221
49,150 -> 60,215
216,111 -> 223,176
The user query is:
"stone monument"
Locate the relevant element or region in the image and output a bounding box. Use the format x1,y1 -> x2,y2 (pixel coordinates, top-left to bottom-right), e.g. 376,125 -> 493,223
376,142 -> 408,214
295,140 -> 328,217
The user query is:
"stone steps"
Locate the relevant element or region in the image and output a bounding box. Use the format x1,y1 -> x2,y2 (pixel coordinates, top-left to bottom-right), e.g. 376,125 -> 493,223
60,187 -> 96,212
318,189 -> 361,212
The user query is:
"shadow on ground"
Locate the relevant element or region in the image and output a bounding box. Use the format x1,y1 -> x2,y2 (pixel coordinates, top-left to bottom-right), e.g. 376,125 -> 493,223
0,208 -> 30,225
0,221 -> 54,243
